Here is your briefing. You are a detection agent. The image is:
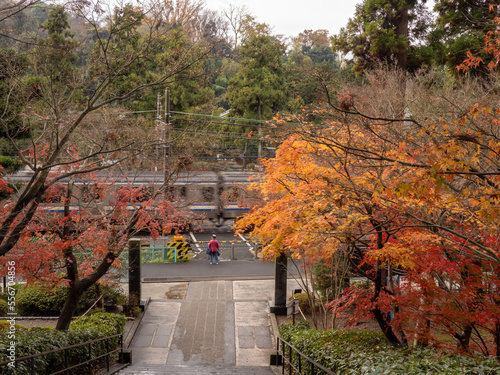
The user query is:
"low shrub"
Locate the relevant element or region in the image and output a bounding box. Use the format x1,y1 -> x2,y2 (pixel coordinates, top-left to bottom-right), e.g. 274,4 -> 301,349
123,294 -> 142,318
278,322 -> 500,374
0,299 -> 7,316
71,312 -> 126,336
288,293 -> 312,313
15,284 -> 67,316
0,156 -> 22,172
0,320 -> 26,330
3,283 -> 127,317
0,313 -> 125,374
80,284 -> 127,311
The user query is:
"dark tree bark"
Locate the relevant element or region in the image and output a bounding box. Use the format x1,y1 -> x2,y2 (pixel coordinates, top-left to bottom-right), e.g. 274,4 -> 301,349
56,251 -> 117,330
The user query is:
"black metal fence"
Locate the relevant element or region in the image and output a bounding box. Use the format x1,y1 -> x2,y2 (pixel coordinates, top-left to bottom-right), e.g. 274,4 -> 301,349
276,337 -> 336,375
0,333 -> 124,374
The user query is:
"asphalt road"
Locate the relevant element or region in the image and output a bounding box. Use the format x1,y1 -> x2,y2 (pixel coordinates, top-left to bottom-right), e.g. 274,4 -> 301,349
121,228 -> 301,283
187,229 -> 258,261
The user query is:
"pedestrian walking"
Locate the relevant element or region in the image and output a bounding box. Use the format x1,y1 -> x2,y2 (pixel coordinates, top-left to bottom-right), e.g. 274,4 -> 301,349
208,234 -> 220,264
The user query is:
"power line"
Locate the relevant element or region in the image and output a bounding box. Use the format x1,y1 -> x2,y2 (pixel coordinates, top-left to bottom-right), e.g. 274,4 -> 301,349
170,129 -> 264,141
171,117 -> 276,129
171,111 -> 274,125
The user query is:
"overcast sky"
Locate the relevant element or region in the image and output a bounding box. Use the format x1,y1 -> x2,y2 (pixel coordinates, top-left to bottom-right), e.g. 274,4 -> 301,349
204,0 -> 360,39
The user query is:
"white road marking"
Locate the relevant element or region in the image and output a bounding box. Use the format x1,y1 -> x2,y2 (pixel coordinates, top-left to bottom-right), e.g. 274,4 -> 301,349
238,233 -> 253,248
189,232 -> 204,257
238,233 -> 255,255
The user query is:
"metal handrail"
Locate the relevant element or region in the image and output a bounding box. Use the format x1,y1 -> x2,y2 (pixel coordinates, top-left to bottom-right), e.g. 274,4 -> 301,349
0,333 -> 123,374
276,337 -> 336,375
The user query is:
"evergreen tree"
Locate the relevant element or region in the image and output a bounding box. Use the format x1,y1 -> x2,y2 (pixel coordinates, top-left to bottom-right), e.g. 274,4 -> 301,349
332,0 -> 433,74
0,48 -> 28,156
432,0 -> 496,74
285,29 -> 339,107
228,34 -> 287,119
31,5 -> 79,115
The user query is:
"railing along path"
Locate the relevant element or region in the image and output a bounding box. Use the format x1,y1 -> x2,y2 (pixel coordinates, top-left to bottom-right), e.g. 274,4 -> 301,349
0,333 -> 124,374
276,336 -> 336,375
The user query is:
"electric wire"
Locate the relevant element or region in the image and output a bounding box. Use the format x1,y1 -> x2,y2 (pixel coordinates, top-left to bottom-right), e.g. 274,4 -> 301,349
171,116 -> 276,129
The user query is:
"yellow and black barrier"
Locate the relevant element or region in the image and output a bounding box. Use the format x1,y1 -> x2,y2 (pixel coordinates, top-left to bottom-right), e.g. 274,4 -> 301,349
165,242 -> 190,262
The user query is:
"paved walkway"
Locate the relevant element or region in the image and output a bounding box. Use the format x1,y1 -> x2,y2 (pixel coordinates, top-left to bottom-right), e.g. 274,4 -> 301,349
119,279 -> 299,374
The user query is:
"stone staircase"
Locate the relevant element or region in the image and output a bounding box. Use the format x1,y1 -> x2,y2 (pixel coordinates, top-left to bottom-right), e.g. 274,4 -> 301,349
115,280 -> 289,375
117,363 -> 276,374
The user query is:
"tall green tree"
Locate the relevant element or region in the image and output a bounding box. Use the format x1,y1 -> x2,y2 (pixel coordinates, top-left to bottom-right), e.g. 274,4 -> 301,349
332,0 -> 433,74
227,34 -> 286,161
0,47 -> 28,154
432,0 -> 497,74
32,5 -> 79,115
228,34 -> 286,119
285,29 -> 339,107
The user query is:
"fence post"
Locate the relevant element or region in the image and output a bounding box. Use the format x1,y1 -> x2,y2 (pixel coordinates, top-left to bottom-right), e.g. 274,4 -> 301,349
88,342 -> 92,374
65,347 -> 68,369
255,242 -> 261,259
231,243 -> 235,260
106,337 -> 110,371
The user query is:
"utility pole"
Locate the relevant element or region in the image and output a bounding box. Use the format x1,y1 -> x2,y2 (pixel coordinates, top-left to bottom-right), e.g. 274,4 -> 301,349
165,87 -> 170,156
164,87 -> 170,181
156,93 -> 162,172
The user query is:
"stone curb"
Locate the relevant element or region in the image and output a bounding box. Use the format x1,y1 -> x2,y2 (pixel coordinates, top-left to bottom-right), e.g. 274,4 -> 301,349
268,312 -> 282,375
142,275 -> 275,283
123,297 -> 151,348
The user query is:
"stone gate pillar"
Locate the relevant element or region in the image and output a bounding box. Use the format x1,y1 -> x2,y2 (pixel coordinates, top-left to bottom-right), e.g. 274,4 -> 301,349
270,251 -> 289,315
128,238 -> 141,305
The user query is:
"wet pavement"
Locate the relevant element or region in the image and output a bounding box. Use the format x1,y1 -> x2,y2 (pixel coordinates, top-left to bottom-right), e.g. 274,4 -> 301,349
119,278 -> 301,374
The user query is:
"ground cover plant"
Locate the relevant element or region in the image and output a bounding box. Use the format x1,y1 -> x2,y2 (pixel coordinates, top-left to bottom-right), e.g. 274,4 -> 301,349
279,322 -> 500,374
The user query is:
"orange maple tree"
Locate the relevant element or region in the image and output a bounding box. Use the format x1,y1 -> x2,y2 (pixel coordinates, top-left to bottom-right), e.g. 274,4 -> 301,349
236,61 -> 500,355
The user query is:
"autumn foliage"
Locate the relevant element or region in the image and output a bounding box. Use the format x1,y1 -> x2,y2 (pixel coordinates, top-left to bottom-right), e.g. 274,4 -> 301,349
0,166 -> 190,329
237,57 -> 500,356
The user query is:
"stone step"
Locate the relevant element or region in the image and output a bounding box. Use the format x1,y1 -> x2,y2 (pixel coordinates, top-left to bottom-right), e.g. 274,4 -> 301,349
117,364 -> 276,375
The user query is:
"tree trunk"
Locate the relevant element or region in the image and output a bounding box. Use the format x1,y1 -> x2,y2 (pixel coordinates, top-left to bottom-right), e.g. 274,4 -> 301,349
258,99 -> 262,158
372,306 -> 402,346
56,282 -> 84,330
495,320 -> 500,357
395,6 -> 409,72
242,142 -> 248,170
455,324 -> 473,352
372,261 -> 403,347
56,251 -> 118,330
371,229 -> 404,347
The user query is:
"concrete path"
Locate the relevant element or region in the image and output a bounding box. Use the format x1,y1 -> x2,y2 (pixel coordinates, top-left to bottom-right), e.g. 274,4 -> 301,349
120,279 -> 300,374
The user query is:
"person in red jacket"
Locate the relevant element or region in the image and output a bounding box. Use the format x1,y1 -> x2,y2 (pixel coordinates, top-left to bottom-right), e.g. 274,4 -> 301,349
208,234 -> 220,265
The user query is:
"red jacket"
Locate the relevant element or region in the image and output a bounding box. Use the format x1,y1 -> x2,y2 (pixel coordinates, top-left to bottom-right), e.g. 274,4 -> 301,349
208,239 -> 219,252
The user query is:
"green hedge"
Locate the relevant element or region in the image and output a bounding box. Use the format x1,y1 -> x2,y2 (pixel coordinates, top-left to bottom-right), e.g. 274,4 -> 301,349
15,284 -> 67,316
0,156 -> 22,173
278,322 -> 500,375
0,313 -> 126,375
0,299 -> 7,316
1,283 -> 126,317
